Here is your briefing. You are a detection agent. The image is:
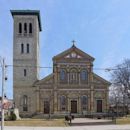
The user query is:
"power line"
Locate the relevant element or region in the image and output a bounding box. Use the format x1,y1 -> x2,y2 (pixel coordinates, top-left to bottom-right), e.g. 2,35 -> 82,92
5,64 -> 118,71
6,65 -> 52,69
94,68 -> 118,71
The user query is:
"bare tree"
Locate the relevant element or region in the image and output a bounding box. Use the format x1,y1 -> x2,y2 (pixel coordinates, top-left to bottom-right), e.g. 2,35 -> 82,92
109,84 -> 123,105
110,59 -> 130,114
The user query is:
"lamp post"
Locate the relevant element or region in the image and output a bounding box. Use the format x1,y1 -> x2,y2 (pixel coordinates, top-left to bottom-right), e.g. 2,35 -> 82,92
0,57 -> 5,130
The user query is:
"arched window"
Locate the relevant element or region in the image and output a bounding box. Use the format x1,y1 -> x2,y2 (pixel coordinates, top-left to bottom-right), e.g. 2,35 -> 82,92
81,69 -> 88,81
60,96 -> 66,111
29,23 -> 32,33
19,23 -> 22,33
23,95 -> 28,111
24,23 -> 27,33
24,69 -> 27,77
27,43 -> 30,53
81,96 -> 88,111
21,43 -> 24,53
70,68 -> 78,83
23,95 -> 27,105
60,69 -> 66,81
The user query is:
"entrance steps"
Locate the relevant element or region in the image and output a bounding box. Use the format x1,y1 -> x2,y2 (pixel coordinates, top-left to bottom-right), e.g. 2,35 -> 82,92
32,113 -> 86,119
32,113 -> 51,119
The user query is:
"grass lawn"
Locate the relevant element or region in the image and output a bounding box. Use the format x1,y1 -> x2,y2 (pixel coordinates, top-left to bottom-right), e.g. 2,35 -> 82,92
4,118 -> 68,127
116,116 -> 130,124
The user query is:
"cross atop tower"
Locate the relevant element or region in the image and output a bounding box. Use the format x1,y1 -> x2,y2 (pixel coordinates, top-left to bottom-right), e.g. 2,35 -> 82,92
72,40 -> 76,47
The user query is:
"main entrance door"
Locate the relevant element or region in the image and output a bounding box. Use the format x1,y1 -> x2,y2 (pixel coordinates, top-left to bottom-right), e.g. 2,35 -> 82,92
97,100 -> 102,112
71,100 -> 77,113
44,101 -> 50,114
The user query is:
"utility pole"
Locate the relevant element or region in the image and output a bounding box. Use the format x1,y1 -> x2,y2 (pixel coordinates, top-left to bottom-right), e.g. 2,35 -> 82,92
0,58 -> 5,130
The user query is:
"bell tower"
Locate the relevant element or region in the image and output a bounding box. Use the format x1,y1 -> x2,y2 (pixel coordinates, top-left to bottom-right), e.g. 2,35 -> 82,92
11,10 -> 42,116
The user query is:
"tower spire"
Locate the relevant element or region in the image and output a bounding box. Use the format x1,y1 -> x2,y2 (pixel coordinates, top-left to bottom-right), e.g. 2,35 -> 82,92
72,40 -> 76,47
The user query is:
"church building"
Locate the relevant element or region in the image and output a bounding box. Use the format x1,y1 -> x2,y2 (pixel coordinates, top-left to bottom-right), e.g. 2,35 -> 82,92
11,10 -> 111,117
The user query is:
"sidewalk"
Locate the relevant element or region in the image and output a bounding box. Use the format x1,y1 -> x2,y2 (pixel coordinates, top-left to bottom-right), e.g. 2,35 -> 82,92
71,118 -> 113,126
4,125 -> 130,130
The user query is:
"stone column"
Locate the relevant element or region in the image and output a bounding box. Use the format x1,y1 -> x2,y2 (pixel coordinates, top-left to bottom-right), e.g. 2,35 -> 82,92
67,94 -> 71,114
77,98 -> 79,114
79,72 -> 81,85
53,63 -> 58,114
54,90 -> 58,114
90,66 -> 94,113
39,99 -> 43,113
68,97 -> 70,114
78,95 -> 81,114
88,95 -> 90,112
36,88 -> 40,113
90,88 -> 94,112
53,63 -> 58,85
67,67 -> 69,85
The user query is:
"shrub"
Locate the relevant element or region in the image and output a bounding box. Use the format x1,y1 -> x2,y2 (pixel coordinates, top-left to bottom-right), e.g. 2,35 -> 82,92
10,113 -> 16,121
4,115 -> 10,121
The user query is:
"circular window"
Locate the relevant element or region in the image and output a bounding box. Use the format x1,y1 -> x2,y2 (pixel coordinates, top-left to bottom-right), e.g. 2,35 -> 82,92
71,52 -> 77,58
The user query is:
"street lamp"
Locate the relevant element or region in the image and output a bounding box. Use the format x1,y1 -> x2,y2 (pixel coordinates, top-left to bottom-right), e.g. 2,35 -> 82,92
0,57 -> 6,130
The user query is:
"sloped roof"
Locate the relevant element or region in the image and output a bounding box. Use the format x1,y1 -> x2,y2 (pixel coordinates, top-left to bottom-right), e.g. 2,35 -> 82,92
93,73 -> 111,85
34,74 -> 53,85
34,72 -> 111,86
53,44 -> 95,61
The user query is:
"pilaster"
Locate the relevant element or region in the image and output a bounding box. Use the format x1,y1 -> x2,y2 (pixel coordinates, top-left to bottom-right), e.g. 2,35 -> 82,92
53,90 -> 58,114
36,87 -> 40,112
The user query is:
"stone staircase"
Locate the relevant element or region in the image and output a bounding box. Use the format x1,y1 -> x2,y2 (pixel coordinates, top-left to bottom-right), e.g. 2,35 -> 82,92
32,113 -> 51,119
32,113 -> 86,119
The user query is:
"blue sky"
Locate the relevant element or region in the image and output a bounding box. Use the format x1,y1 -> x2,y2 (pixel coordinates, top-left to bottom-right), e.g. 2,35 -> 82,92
0,0 -> 130,99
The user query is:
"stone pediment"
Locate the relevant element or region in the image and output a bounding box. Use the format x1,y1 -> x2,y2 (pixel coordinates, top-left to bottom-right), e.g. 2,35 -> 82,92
35,74 -> 53,85
53,44 -> 95,61
64,51 -> 83,59
93,73 -> 111,85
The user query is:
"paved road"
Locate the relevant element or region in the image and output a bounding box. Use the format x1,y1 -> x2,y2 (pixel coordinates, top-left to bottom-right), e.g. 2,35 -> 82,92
4,125 -> 130,130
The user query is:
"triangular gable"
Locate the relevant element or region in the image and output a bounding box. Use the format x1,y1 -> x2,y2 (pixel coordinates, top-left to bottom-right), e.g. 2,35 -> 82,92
93,73 -> 111,85
53,44 -> 95,61
34,74 -> 53,85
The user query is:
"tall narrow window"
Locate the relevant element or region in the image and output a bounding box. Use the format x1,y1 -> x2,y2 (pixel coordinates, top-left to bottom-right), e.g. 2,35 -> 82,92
19,23 -> 22,33
23,95 -> 28,111
27,43 -> 30,53
60,96 -> 66,111
24,23 -> 27,33
81,96 -> 88,111
81,70 -> 87,81
60,69 -> 66,80
24,69 -> 27,77
21,43 -> 24,53
29,23 -> 32,33
70,68 -> 78,84
60,69 -> 67,83
23,95 -> 27,105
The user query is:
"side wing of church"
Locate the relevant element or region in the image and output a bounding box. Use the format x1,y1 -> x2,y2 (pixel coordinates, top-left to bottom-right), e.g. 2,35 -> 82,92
11,10 -> 111,117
